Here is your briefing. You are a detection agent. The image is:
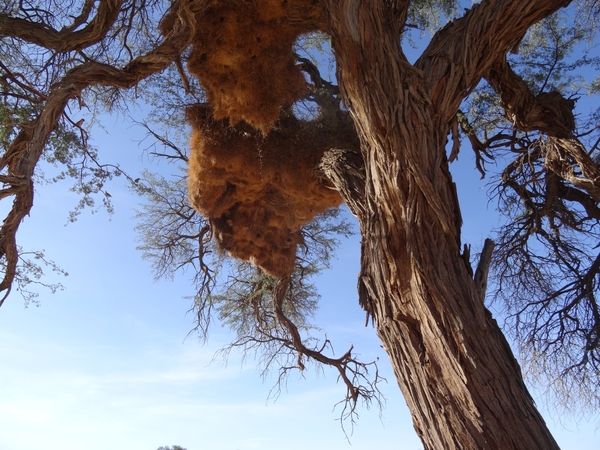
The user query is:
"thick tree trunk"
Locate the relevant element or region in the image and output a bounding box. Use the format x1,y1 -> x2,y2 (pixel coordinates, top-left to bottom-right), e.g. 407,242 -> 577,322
325,0 -> 568,448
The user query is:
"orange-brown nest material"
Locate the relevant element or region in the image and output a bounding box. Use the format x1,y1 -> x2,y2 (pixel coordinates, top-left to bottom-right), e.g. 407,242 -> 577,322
187,104 -> 359,277
162,0 -> 328,132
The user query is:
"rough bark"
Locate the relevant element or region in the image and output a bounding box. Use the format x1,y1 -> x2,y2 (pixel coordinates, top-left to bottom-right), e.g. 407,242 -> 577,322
484,56 -> 600,204
0,0 -> 124,52
485,57 -> 576,138
324,0 -> 569,448
474,238 -> 495,305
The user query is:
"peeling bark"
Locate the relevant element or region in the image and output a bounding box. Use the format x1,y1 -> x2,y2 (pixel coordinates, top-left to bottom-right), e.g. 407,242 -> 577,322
324,0 -> 568,448
485,57 -> 576,138
474,238 -> 495,304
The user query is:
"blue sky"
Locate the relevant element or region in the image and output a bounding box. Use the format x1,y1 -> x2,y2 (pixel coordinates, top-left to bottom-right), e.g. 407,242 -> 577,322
0,109 -> 598,450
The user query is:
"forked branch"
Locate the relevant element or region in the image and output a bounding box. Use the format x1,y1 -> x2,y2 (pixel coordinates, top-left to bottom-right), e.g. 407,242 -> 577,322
272,275 -> 383,424
0,0 -> 197,304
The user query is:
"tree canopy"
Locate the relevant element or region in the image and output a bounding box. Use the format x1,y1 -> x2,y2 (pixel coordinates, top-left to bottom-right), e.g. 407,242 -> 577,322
1,0 -> 600,448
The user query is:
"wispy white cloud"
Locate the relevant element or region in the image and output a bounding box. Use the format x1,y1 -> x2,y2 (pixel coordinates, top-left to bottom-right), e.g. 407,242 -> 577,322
0,318 -> 416,450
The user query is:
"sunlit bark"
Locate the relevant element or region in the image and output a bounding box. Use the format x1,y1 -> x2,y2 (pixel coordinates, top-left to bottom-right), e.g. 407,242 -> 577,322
325,0 -> 569,447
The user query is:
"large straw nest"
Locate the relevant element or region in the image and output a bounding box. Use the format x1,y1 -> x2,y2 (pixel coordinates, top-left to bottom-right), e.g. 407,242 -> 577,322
162,0 -> 328,132
187,103 -> 359,277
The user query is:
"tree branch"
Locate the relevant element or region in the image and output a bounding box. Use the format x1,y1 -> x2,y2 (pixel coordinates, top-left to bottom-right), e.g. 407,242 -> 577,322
485,56 -> 576,138
416,0 -> 572,125
544,137 -> 600,204
272,275 -> 383,423
474,238 -> 495,303
0,3 -> 195,303
0,0 -> 124,52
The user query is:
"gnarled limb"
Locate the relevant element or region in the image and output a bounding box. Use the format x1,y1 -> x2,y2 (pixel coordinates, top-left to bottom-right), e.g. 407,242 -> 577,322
485,56 -> 576,138
416,0 -> 572,127
0,1 -> 196,304
0,0 -> 124,52
483,55 -> 600,202
272,274 -> 383,425
544,137 -> 600,204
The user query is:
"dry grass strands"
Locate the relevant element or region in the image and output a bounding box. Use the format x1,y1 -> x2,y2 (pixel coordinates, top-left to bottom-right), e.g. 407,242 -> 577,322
162,0 -> 328,132
187,103 -> 359,277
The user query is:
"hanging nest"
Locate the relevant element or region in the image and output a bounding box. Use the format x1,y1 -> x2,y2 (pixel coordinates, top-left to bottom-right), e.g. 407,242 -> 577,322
161,0 -> 355,276
187,103 -> 359,277
162,0 -> 328,132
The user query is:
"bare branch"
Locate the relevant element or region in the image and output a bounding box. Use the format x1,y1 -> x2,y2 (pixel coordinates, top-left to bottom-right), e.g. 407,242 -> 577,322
271,274 -> 384,424
544,137 -> 600,204
0,0 -> 124,52
474,238 -> 495,303
0,1 -> 196,302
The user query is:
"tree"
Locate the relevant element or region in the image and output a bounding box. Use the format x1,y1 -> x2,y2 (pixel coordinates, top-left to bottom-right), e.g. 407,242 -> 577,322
1,1 -> 599,449
461,12 -> 600,419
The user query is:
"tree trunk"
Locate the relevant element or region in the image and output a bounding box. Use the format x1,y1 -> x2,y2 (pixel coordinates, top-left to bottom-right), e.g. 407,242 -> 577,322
324,0 -> 568,448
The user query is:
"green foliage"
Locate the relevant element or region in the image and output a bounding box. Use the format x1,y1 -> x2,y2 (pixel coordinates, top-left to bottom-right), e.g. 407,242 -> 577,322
132,163 -> 354,343
0,103 -> 37,149
407,0 -> 459,32
0,247 -> 68,306
515,14 -> 596,94
43,122 -> 125,222
404,0 -> 460,42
